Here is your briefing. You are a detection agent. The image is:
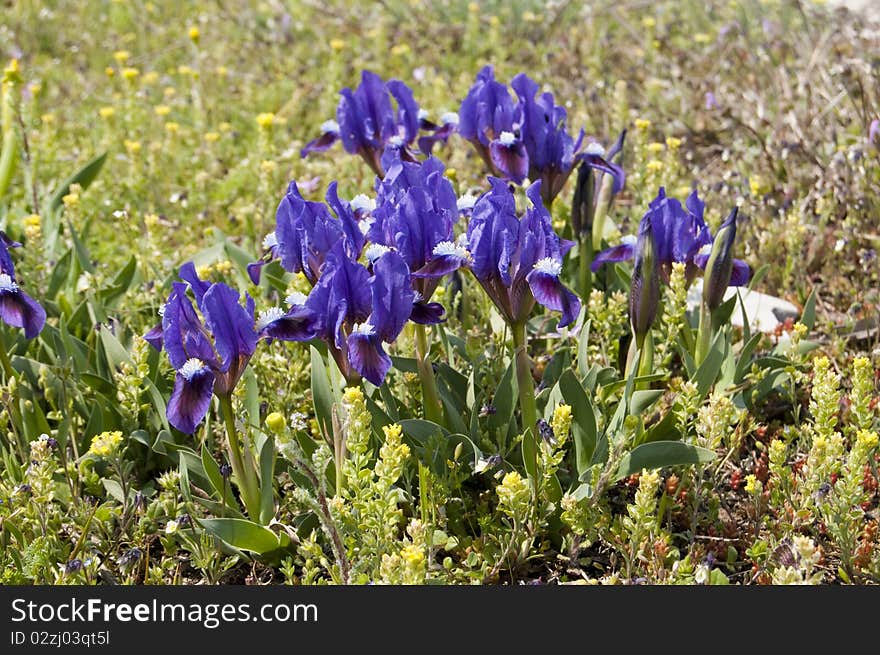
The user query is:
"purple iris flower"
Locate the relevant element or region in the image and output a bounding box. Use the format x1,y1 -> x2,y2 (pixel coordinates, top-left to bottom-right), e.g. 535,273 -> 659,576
298,243 -> 414,386
301,70 -> 422,177
0,231 -> 46,339
368,153 -> 460,323
457,66 -> 624,205
147,263 -> 315,433
591,187 -> 750,287
249,180 -> 368,286
417,109 -> 459,155
417,178 -> 581,329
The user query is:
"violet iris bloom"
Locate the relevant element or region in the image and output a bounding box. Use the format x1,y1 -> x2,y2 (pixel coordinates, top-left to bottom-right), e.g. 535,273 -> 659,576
0,231 -> 46,339
591,187 -> 750,287
300,243 -> 414,386
418,178 -> 581,329
458,66 -> 624,205
368,153 -> 460,323
301,70 -> 422,177
148,263 -> 314,433
248,180 -> 368,286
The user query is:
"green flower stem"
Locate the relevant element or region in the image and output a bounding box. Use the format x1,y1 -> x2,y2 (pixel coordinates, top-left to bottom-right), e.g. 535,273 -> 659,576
0,330 -> 14,380
695,302 -> 713,366
511,321 -> 537,434
636,330 -> 654,390
414,323 -> 443,425
218,394 -> 260,519
578,232 -> 593,299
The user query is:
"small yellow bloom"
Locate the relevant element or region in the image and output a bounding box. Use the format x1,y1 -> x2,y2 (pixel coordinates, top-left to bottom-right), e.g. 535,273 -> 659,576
444,167 -> 457,181
88,430 -> 124,457
121,67 -> 140,82
266,412 -> 287,434
215,65 -> 228,77
634,118 -> 652,131
383,423 -> 403,441
188,26 -> 201,44
99,106 -> 116,119
163,86 -> 176,98
256,112 -> 276,129
23,214 -> 41,241
196,264 -> 213,279
164,121 -> 180,134
41,113 -> 55,124
144,213 -> 160,229
105,66 -> 115,78
113,50 -> 130,63
647,141 -> 665,154
177,65 -> 193,77
694,33 -> 712,44
342,386 -> 364,405
260,159 -> 277,174
154,104 -> 171,116
646,159 -> 664,173
744,474 -> 762,495
390,44 -> 410,56
665,136 -> 682,150
62,192 -> 80,208
204,131 -> 220,143
330,38 -> 345,51
489,15 -> 500,26
29,82 -> 41,96
642,17 -> 656,29
219,122 -> 233,133
142,71 -> 159,85
124,139 -> 142,154
522,10 -> 538,22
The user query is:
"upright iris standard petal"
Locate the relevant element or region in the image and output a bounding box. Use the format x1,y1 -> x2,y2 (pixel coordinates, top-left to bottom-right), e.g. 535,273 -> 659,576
467,177 -> 520,286
0,231 -> 19,278
369,251 -> 415,342
201,283 -> 257,375
161,282 -> 215,369
178,262 -> 212,309
325,181 -> 367,258
167,360 -> 215,435
0,275 -> 46,338
274,180 -> 342,283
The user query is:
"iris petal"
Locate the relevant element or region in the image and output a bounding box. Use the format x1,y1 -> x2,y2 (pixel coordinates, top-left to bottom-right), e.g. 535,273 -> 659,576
346,331 -> 391,387
590,241 -> 636,272
0,288 -> 47,339
409,300 -> 446,325
167,368 -> 215,434
201,283 -> 257,374
730,258 -> 751,287
259,304 -> 318,342
300,130 -> 339,157
489,138 -> 529,184
526,269 -> 581,328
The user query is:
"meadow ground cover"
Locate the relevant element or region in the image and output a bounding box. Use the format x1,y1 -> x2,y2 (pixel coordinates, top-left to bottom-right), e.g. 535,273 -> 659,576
0,0 -> 878,585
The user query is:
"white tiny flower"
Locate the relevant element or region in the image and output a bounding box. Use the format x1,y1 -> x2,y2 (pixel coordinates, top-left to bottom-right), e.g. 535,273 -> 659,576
694,564 -> 710,585
286,291 -> 308,307
440,111 -> 459,126
498,131 -> 516,147
584,141 -> 606,156
0,273 -> 18,292
834,238 -> 846,253
262,231 -> 278,250
533,257 -> 563,277
165,520 -> 179,535
179,358 -> 206,381
256,307 -> 286,331
112,209 -> 127,219
365,244 -> 392,263
320,119 -> 340,134
351,322 -> 375,336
